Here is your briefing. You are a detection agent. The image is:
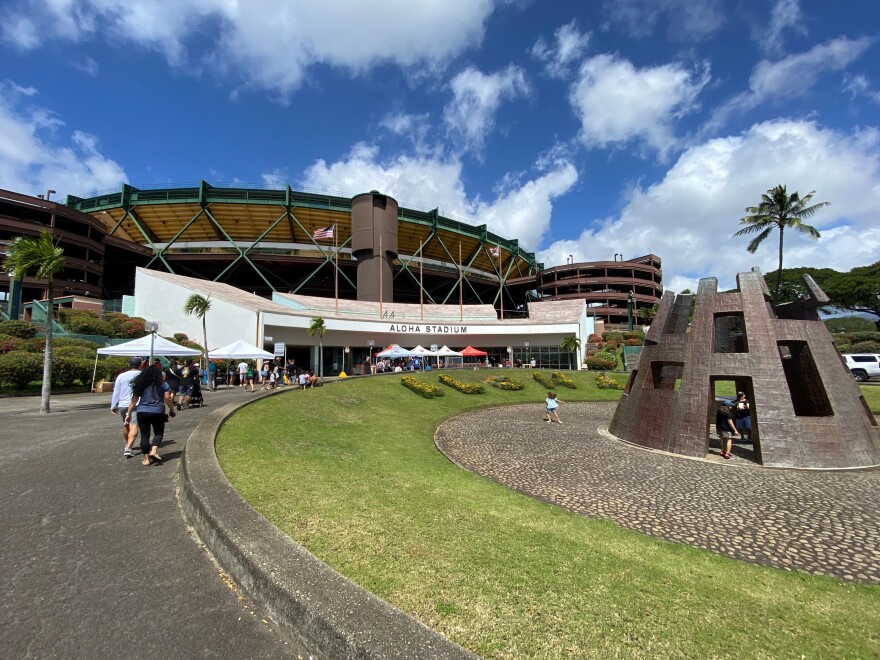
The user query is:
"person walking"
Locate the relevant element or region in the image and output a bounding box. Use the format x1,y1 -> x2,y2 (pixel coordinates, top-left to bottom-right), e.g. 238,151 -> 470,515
716,400 -> 739,459
164,361 -> 182,410
110,356 -> 145,457
124,366 -> 176,466
237,360 -> 248,388
245,362 -> 255,392
544,392 -> 562,424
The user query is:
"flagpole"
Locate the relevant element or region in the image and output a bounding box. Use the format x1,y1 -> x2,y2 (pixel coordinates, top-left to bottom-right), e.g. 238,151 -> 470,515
379,232 -> 383,319
334,224 -> 338,315
459,240 -> 463,322
419,240 -> 423,321
499,249 -> 504,320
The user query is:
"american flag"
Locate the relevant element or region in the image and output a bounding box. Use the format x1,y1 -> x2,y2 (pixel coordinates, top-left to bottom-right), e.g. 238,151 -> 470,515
489,246 -> 500,257
312,225 -> 335,240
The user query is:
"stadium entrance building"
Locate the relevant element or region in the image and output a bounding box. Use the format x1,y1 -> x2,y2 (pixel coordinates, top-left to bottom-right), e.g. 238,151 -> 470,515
135,268 -> 594,374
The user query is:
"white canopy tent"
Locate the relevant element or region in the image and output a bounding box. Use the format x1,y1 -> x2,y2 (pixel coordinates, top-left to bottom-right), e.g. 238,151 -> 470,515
375,344 -> 419,358
207,339 -> 275,360
93,333 -> 202,391
434,345 -> 463,368
409,344 -> 438,356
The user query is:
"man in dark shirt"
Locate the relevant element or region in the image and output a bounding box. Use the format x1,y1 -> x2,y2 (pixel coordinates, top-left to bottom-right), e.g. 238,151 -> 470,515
179,361 -> 199,409
165,361 -> 182,410
715,401 -> 739,460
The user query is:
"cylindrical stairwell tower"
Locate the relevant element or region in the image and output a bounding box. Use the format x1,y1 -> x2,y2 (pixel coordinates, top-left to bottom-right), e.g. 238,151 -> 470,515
351,191 -> 398,303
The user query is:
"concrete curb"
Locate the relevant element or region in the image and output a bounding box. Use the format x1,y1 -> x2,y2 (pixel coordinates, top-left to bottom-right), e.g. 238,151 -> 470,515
179,387 -> 476,659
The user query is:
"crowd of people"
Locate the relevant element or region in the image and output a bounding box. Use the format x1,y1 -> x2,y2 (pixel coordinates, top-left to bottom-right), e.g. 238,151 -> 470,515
223,360 -> 319,391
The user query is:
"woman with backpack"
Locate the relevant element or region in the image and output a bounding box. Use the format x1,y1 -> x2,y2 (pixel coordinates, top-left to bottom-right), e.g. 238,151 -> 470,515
125,365 -> 176,466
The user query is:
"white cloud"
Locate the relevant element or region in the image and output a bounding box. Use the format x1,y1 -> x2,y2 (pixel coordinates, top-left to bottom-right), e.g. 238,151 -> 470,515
71,56 -> 100,76
378,111 -> 432,149
708,37 -> 874,129
569,54 -> 710,158
300,143 -> 577,249
2,0 -> 498,96
443,65 -> 530,154
757,0 -> 807,55
531,20 -> 590,78
843,74 -> 880,106
0,82 -> 127,199
602,0 -> 724,41
539,119 -> 880,291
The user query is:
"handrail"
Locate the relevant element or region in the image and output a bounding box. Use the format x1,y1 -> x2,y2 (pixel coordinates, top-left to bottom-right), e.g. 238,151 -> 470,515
28,299 -> 69,335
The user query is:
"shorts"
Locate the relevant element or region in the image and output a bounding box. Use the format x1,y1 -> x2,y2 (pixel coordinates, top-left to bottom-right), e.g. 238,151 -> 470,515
735,416 -> 751,431
717,428 -> 732,438
123,410 -> 137,426
546,407 -> 557,414
178,385 -> 192,396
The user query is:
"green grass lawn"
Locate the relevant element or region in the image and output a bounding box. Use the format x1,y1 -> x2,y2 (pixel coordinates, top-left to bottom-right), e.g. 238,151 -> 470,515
217,369 -> 879,658
861,384 -> 880,414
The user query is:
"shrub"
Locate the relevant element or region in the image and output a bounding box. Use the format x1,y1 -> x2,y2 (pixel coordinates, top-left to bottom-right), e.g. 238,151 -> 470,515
19,338 -> 46,352
551,371 -> 577,389
596,373 -> 625,390
625,338 -> 643,346
604,340 -> 620,350
439,373 -> 485,394
845,331 -> 880,344
824,316 -> 876,333
105,313 -> 148,339
173,333 -> 190,343
401,376 -> 444,398
52,356 -> 95,388
0,334 -> 23,353
0,320 -> 37,339
602,331 -> 624,341
587,333 -> 602,344
98,356 -> 131,382
57,309 -> 112,335
586,351 -> 618,371
533,371 -> 554,389
622,331 -> 646,341
52,345 -> 96,360
0,351 -> 43,388
485,375 -> 525,391
850,341 -> 880,353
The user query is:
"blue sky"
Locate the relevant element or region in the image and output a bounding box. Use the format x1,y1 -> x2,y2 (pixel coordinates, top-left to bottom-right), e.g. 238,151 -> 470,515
1,0 -> 879,291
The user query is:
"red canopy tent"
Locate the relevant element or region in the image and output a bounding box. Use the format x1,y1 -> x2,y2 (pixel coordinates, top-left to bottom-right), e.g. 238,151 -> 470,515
460,346 -> 487,357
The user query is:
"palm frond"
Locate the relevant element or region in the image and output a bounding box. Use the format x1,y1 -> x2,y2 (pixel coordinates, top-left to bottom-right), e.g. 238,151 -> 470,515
746,227 -> 773,253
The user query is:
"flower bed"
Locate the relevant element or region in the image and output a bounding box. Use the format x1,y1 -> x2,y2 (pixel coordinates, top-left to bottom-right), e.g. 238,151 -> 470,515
401,376 -> 445,399
439,373 -> 485,394
596,373 -> 625,390
552,371 -> 577,389
484,375 -> 525,391
532,371 -> 554,390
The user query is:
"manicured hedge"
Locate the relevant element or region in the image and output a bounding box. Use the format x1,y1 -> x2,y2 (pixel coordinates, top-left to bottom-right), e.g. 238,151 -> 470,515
439,373 -> 485,394
551,371 -> 577,389
401,376 -> 445,399
484,375 -> 525,391
0,320 -> 37,339
533,371 -> 554,389
0,352 -> 44,388
597,373 -> 625,390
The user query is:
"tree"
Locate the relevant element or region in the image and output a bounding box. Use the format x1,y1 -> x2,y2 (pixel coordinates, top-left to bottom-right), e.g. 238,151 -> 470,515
734,185 -> 828,299
2,230 -> 65,413
183,294 -> 211,371
560,334 -> 581,370
308,316 -> 327,377
823,262 -> 880,329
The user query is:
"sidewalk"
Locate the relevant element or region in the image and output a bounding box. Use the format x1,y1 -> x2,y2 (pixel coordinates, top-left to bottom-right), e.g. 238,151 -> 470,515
0,387 -> 296,659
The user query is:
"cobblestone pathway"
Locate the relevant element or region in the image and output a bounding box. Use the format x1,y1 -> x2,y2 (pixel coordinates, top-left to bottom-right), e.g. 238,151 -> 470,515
435,402 -> 880,584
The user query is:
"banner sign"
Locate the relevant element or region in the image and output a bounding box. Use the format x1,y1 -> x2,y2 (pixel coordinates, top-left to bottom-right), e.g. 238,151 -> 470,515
274,342 -> 285,357
388,324 -> 467,334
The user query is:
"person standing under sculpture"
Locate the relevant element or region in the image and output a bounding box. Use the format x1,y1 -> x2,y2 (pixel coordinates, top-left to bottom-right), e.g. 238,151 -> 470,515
716,400 -> 739,459
734,391 -> 752,443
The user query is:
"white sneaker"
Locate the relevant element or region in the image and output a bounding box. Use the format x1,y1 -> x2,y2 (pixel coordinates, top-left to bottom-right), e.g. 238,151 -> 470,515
123,448 -> 133,458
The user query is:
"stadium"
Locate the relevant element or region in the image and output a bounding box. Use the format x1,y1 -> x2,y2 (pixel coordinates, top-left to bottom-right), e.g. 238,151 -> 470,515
1,182 -> 662,324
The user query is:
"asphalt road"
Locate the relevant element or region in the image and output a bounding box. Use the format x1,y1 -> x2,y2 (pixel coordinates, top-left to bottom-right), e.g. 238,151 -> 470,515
0,386 -> 296,659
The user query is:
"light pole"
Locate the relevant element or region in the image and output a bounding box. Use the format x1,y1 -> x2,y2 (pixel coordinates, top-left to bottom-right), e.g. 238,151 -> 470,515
627,291 -> 634,331
45,189 -> 56,202
567,254 -> 573,265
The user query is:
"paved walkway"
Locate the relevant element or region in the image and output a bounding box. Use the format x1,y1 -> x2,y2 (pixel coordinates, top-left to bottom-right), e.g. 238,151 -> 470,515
0,386 -> 296,659
435,402 -> 880,583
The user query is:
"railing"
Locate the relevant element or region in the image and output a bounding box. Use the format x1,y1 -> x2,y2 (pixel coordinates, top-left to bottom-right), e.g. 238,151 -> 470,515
28,299 -> 69,335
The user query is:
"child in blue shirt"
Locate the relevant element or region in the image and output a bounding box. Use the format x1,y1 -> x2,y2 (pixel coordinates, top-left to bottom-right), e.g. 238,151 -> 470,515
545,391 -> 562,424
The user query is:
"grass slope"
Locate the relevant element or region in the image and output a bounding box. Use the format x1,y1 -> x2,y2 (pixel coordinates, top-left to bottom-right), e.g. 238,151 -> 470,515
217,370 -> 879,658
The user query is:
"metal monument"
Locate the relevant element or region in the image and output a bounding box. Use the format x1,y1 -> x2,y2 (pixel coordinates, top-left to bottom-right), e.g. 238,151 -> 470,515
609,268 -> 880,469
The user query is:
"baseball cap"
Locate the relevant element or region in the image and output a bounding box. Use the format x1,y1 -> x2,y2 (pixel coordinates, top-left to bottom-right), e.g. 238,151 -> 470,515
130,356 -> 145,367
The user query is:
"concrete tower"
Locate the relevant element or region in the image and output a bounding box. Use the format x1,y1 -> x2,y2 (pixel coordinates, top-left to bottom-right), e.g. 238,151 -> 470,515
351,191 -> 398,303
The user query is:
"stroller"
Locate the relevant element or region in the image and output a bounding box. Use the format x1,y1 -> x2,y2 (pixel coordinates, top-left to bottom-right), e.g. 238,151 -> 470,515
189,379 -> 204,408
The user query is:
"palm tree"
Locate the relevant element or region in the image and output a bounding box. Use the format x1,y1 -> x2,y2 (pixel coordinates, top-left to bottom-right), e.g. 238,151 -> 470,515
2,230 -> 65,413
560,334 -> 581,370
308,316 -> 327,377
734,185 -> 828,298
183,294 -> 211,372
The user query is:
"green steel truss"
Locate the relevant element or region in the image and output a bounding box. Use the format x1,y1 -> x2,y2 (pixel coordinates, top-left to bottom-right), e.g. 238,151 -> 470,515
67,182 -> 541,308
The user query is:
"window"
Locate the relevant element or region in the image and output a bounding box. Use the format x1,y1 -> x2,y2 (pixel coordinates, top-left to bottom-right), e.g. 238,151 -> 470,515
645,361 -> 682,390
777,341 -> 832,417
714,313 -> 748,353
